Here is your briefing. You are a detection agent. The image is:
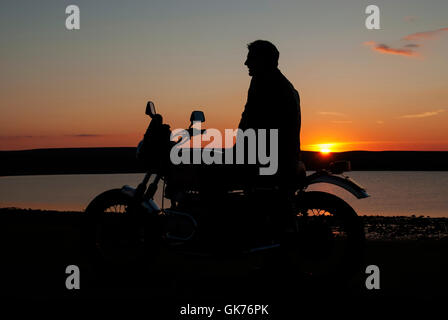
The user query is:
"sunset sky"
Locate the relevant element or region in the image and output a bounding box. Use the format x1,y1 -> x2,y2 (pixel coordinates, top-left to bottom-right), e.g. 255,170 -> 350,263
1,0 -> 447,152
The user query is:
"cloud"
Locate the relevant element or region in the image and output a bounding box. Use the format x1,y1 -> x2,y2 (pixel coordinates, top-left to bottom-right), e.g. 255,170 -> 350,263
331,120 -> 352,124
404,16 -> 417,23
66,134 -> 104,138
0,134 -> 105,140
375,44 -> 416,56
400,109 -> 445,119
365,27 -> 447,58
318,111 -> 346,117
364,41 -> 418,57
376,120 -> 384,125
404,43 -> 420,48
0,135 -> 41,139
402,27 -> 448,40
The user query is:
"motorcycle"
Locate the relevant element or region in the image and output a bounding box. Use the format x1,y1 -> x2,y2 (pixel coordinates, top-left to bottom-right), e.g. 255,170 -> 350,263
83,101 -> 368,282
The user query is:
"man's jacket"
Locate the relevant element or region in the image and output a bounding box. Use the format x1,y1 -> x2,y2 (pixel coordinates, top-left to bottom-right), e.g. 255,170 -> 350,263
238,68 -> 301,183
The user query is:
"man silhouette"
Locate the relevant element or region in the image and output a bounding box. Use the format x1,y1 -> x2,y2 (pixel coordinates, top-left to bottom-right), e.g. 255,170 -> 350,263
238,40 -> 303,234
239,40 -> 301,183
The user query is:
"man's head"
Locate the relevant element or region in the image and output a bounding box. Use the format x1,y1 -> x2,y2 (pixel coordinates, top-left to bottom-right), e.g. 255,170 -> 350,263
245,40 -> 279,76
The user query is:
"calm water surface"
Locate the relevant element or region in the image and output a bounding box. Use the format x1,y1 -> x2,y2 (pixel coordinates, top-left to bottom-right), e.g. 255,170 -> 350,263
0,172 -> 447,217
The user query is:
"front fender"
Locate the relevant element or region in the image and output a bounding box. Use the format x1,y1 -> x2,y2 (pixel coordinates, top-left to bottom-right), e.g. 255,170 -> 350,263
305,172 -> 370,199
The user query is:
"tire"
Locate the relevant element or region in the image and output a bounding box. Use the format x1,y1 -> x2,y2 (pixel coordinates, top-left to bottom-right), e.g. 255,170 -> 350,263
83,189 -> 143,263
294,191 -> 365,282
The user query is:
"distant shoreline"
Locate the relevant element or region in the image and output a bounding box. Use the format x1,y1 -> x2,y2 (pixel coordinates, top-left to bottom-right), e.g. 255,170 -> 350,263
2,148 -> 448,176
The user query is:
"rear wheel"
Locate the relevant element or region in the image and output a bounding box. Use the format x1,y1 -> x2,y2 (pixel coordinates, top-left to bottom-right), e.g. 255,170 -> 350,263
294,191 -> 365,282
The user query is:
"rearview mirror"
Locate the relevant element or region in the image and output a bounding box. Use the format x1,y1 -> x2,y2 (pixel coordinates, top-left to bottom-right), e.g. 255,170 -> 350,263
146,101 -> 156,118
190,111 -> 205,123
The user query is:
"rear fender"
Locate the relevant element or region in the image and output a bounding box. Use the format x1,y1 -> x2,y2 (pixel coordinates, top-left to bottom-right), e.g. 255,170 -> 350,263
305,173 -> 370,199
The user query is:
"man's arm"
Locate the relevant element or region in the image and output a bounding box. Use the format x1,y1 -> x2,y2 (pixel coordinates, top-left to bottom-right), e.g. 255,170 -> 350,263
238,78 -> 257,130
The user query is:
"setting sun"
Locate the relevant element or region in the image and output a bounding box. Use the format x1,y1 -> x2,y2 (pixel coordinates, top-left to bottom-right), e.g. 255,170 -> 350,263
306,143 -> 336,154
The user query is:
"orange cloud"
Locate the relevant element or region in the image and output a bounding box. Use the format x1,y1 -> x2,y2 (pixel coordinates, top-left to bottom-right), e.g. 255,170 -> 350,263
65,134 -> 105,138
402,27 -> 448,40
331,120 -> 352,124
364,41 -> 418,57
318,111 -> 346,117
400,109 -> 445,119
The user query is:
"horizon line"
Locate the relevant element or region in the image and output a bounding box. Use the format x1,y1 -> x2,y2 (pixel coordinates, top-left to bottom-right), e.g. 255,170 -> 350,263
2,147 -> 448,153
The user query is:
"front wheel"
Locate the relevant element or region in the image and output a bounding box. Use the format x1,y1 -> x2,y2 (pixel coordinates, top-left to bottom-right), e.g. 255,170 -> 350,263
83,189 -> 144,263
294,191 -> 365,281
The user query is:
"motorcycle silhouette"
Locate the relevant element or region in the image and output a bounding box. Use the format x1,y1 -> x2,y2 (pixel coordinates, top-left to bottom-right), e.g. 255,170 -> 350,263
83,101 -> 368,282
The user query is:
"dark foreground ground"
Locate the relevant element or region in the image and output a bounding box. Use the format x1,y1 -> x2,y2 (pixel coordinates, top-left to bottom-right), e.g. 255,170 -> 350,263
0,208 -> 446,315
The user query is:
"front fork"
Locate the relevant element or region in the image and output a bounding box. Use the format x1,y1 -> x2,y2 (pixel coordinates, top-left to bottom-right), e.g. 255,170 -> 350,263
126,173 -> 162,249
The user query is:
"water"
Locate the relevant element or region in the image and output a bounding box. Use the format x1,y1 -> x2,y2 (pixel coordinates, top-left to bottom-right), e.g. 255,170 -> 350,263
0,172 -> 447,217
